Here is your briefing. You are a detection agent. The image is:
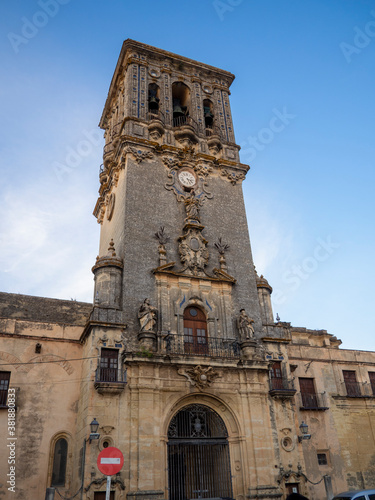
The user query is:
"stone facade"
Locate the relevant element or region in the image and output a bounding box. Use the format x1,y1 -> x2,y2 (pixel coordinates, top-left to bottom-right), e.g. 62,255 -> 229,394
1,40 -> 375,500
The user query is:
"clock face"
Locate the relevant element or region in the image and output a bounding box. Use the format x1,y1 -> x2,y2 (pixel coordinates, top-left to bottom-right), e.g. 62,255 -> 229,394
178,170 -> 196,188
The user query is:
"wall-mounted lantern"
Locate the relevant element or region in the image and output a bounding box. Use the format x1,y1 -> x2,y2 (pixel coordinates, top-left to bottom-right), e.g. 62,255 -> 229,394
298,421 -> 311,442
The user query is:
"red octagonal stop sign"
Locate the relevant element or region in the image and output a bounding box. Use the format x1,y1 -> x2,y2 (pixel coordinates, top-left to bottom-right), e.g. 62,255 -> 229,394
97,447 -> 124,476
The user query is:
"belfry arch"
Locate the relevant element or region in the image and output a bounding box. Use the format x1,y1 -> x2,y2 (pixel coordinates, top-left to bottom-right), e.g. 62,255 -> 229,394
167,404 -> 233,500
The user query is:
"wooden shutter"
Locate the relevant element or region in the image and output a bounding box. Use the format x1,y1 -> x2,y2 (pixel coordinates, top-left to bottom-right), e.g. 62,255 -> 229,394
343,370 -> 360,396
299,377 -> 318,408
100,349 -> 118,382
183,307 -> 208,354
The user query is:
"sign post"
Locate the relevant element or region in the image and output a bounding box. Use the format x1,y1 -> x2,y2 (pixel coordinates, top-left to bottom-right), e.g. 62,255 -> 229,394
97,447 -> 124,500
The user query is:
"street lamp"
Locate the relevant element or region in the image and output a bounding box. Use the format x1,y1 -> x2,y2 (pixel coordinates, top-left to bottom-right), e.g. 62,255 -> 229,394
80,419 -> 101,500
298,421 -> 311,442
89,418 -> 100,444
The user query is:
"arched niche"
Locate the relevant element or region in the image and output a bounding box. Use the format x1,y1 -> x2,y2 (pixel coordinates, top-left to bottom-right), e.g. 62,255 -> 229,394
172,82 -> 191,126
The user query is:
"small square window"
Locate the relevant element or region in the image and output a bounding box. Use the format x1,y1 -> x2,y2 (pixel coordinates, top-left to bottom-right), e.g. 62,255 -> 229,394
317,453 -> 328,465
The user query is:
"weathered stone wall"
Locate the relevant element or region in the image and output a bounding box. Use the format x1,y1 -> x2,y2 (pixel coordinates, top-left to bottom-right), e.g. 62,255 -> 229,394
0,293 -> 87,499
288,337 -> 375,497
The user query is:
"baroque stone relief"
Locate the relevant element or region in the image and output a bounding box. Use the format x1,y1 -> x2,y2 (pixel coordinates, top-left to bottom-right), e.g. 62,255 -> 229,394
178,228 -> 209,276
125,146 -> 154,163
178,365 -> 221,391
221,169 -> 246,185
164,161 -> 212,204
214,238 -> 230,271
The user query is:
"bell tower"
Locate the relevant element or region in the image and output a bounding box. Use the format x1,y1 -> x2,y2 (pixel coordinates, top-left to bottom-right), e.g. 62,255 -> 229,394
93,39 -> 266,349
77,40 -> 295,500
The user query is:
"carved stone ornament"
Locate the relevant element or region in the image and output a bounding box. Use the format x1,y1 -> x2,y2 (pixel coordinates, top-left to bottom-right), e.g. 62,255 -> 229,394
221,169 -> 246,185
97,206 -> 105,225
106,193 -> 115,220
253,341 -> 273,361
163,155 -> 213,179
154,226 -> 170,266
214,238 -> 230,271
165,164 -> 212,204
138,298 -> 157,332
178,365 -> 221,391
154,226 -> 170,246
178,228 -> 209,276
126,146 -> 154,163
194,163 -> 213,177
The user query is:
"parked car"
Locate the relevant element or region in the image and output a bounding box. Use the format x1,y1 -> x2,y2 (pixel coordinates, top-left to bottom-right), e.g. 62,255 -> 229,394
333,490 -> 375,500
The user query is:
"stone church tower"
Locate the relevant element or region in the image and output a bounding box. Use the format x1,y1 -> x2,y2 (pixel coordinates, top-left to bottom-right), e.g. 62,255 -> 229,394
77,40 -> 294,500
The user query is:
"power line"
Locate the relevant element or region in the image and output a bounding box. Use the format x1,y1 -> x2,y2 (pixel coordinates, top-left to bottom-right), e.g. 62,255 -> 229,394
0,356 -> 97,367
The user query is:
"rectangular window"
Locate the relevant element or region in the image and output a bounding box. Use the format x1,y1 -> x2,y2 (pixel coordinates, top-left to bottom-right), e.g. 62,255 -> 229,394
343,370 -> 361,397
0,372 -> 11,407
317,453 -> 328,465
196,328 -> 207,344
184,327 -> 193,343
99,349 -> 118,383
369,372 -> 375,396
299,377 -> 318,408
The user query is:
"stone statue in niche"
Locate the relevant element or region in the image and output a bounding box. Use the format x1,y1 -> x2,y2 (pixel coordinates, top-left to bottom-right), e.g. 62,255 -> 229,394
237,309 -> 255,341
138,299 -> 157,332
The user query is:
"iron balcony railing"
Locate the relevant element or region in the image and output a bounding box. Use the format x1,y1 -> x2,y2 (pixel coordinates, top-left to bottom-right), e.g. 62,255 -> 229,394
341,381 -> 375,397
298,392 -> 329,410
205,124 -> 226,140
147,109 -> 165,124
163,334 -> 240,359
95,367 -> 127,384
172,114 -> 203,134
344,380 -> 362,397
269,377 -> 295,392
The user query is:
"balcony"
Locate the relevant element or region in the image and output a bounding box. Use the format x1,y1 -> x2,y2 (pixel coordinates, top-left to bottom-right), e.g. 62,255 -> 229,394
94,367 -> 127,395
269,378 -> 296,399
298,392 -> 329,410
172,115 -> 203,144
205,124 -> 226,140
147,110 -> 165,125
162,334 -> 240,360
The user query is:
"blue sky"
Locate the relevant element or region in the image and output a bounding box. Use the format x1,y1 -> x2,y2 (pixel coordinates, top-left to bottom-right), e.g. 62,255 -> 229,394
0,0 -> 374,350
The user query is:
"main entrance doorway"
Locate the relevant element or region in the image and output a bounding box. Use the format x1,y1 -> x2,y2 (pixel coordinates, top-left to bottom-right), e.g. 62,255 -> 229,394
167,404 -> 233,500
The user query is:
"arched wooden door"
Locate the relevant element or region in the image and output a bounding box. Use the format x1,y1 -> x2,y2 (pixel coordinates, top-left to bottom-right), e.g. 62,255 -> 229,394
183,307 -> 208,355
167,404 -> 233,500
